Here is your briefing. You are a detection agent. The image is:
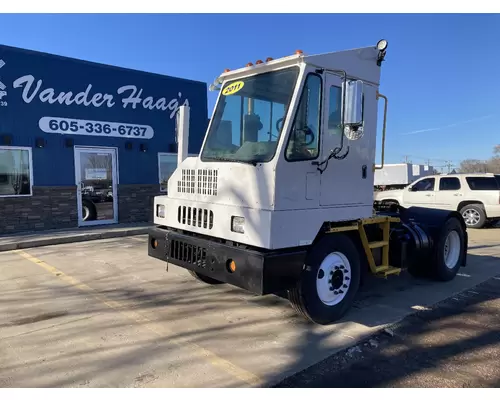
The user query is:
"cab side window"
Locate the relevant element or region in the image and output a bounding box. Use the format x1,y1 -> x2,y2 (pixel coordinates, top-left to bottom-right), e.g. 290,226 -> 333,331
327,85 -> 342,135
412,178 -> 435,191
285,74 -> 322,161
439,177 -> 461,191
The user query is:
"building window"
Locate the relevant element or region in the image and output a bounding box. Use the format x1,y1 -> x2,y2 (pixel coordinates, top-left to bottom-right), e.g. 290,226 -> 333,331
158,152 -> 197,193
0,146 -> 33,197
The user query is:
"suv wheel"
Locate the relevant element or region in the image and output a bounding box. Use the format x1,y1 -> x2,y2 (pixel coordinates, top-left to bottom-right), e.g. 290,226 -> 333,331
460,204 -> 486,229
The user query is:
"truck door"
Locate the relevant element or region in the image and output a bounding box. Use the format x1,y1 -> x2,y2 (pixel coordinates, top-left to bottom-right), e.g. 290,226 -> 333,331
405,177 -> 436,207
319,73 -> 374,207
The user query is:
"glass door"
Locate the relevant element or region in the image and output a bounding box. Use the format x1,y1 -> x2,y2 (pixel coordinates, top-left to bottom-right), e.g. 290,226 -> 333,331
74,147 -> 118,227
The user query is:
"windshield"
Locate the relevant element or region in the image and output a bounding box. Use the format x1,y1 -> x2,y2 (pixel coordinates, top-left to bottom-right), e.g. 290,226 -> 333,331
201,67 -> 300,164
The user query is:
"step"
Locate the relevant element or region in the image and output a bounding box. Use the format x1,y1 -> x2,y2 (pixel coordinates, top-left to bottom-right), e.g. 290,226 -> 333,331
376,266 -> 402,277
368,241 -> 388,249
374,265 -> 389,273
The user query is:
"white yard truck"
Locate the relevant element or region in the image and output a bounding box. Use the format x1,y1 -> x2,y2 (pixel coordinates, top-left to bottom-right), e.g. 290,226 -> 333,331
148,40 -> 469,325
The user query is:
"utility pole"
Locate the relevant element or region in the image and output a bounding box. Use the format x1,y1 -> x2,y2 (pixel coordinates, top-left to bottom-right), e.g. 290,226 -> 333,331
445,160 -> 453,173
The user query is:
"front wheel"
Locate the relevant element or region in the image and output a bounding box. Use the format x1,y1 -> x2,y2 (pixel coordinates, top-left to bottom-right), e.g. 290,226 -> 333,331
288,234 -> 361,325
188,270 -> 224,285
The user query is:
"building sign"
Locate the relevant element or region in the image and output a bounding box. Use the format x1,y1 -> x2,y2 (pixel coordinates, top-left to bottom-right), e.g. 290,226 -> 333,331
85,168 -> 107,180
12,75 -> 190,118
0,59 -> 7,107
39,117 -> 154,139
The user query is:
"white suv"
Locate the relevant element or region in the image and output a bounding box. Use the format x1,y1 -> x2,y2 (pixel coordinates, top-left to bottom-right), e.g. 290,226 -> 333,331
374,173 -> 500,229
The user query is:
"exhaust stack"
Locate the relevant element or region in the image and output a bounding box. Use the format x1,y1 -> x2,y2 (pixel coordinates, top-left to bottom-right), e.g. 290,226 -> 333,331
176,104 -> 190,166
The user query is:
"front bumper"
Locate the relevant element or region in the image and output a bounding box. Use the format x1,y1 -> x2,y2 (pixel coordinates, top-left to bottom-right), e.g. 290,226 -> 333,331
147,226 -> 307,295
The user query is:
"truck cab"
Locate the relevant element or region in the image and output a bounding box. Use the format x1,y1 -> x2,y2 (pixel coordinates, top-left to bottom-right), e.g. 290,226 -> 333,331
148,40 -> 468,325
152,44 -> 384,250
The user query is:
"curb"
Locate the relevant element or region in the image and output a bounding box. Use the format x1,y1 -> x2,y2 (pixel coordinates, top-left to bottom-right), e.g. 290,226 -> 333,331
0,227 -> 150,252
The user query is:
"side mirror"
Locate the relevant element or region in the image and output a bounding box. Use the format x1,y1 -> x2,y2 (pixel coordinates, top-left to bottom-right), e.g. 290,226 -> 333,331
344,80 -> 364,126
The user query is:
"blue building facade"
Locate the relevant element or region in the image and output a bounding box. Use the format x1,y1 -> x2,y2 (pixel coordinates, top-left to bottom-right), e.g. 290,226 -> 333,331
0,44 -> 208,234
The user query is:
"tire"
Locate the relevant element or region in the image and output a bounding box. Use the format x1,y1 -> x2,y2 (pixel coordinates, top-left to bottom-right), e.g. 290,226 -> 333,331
287,233 -> 361,325
460,204 -> 486,229
188,270 -> 224,285
82,199 -> 97,221
429,217 -> 466,281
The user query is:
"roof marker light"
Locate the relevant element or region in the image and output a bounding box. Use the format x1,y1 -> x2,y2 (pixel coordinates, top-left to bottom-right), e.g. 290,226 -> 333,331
266,57 -> 273,62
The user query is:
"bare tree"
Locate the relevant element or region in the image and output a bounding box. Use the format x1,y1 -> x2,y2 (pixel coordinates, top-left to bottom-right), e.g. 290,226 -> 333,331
459,145 -> 500,174
459,159 -> 488,173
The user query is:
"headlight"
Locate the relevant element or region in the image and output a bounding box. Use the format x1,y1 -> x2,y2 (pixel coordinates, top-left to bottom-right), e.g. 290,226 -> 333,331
231,216 -> 245,233
156,204 -> 166,218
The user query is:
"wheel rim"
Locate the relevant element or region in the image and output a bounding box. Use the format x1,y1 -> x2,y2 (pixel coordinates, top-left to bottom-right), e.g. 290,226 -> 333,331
83,205 -> 90,221
462,208 -> 480,226
443,230 -> 461,269
316,252 -> 351,306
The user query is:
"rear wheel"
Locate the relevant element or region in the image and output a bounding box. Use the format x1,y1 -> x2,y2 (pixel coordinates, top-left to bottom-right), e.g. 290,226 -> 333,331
460,204 -> 486,229
288,234 -> 361,325
429,217 -> 466,281
188,270 -> 224,285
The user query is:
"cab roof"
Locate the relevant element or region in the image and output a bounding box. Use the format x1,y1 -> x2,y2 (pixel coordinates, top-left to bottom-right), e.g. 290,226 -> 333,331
216,43 -> 383,87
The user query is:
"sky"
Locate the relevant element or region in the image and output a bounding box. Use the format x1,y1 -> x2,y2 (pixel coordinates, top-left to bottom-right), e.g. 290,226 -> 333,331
1,13 -> 499,170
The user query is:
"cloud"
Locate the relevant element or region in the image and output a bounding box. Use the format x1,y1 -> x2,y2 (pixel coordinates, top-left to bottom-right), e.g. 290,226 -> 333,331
398,114 -> 494,136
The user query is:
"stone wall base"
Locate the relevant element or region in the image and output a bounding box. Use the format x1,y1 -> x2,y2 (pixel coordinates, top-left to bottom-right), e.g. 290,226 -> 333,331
0,184 -> 162,236
0,186 -> 78,235
117,184 -> 161,224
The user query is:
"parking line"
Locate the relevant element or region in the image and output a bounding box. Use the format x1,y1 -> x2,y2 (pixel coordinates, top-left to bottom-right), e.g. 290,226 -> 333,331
13,249 -> 263,387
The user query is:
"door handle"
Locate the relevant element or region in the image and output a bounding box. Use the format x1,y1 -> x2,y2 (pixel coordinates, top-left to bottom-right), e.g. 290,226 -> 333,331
425,194 -> 432,196
453,193 -> 462,196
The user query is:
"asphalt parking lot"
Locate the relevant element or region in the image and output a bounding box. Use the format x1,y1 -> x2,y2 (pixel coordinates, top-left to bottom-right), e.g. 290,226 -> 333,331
0,228 -> 499,388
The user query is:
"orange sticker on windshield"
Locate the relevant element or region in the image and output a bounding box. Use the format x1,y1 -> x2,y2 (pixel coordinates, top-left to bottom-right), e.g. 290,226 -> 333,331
222,81 -> 244,96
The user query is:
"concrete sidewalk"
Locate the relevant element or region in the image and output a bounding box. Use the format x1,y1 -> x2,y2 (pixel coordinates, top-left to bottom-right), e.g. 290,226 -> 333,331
0,222 -> 151,252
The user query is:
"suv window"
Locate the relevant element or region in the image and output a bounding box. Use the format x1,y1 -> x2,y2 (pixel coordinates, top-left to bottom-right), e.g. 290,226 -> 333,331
412,177 -> 435,191
439,177 -> 461,191
466,177 -> 500,190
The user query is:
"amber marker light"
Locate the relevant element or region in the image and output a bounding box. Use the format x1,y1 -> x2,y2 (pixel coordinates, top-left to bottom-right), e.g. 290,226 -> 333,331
227,259 -> 237,273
